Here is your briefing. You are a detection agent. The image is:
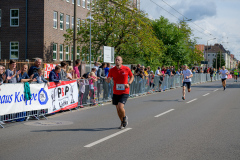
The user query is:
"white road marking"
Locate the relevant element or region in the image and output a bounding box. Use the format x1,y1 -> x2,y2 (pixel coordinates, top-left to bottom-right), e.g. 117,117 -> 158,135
155,109 -> 175,118
203,93 -> 210,97
84,128 -> 132,148
213,89 -> 218,92
186,98 -> 197,104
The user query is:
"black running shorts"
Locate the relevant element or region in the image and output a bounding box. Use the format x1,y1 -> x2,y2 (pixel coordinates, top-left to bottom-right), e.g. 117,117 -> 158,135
112,94 -> 129,105
221,78 -> 227,82
183,82 -> 191,89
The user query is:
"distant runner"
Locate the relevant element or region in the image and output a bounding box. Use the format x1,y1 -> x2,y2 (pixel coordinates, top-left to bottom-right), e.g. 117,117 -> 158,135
182,64 -> 193,100
219,66 -> 229,90
106,56 -> 134,129
233,67 -> 238,82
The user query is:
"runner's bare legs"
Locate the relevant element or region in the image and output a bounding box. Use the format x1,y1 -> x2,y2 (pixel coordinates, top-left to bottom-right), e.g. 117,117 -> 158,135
116,103 -> 125,121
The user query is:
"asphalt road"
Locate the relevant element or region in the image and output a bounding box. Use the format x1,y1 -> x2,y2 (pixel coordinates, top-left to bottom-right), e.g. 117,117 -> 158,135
1,79 -> 240,160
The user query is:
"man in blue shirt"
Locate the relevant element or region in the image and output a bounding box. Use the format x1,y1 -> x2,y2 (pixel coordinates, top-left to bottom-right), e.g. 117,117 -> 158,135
28,58 -> 42,77
49,65 -> 61,83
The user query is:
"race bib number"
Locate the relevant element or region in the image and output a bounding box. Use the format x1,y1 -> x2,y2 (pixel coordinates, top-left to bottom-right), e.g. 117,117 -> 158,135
116,84 -> 125,90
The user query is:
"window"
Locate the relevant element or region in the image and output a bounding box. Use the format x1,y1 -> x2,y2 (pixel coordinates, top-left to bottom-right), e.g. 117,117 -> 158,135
208,54 -> 210,56
0,9 -> 2,27
53,11 -> 57,29
53,43 -> 57,60
87,0 -> 90,10
60,13 -> 64,30
72,0 -> 74,4
82,19 -> 85,28
77,18 -> 80,31
72,16 -> 74,29
60,44 -> 63,60
10,42 -> 19,59
82,0 -> 86,8
66,45 -> 69,60
10,9 -> 19,27
66,0 -> 69,2
78,0 -> 80,6
66,15 -> 70,29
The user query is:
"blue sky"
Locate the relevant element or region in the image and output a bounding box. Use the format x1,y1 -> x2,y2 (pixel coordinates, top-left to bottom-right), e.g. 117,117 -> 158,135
140,0 -> 240,60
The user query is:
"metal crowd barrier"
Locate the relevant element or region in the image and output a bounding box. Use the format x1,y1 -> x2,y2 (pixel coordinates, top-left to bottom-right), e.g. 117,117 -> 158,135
0,109 -> 48,128
1,73 -> 222,128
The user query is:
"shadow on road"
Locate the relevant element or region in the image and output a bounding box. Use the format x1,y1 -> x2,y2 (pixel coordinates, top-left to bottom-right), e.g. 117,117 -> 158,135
31,127 -> 118,132
143,99 -> 181,103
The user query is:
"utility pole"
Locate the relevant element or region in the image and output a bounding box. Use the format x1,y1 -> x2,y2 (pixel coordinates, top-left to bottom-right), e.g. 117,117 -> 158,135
73,0 -> 77,66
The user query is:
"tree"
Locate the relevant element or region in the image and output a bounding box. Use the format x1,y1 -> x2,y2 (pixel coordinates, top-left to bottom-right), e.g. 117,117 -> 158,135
152,16 -> 194,69
212,52 -> 225,69
63,0 -> 163,67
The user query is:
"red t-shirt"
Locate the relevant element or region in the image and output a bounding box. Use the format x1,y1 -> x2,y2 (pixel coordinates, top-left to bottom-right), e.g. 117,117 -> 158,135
108,65 -> 133,95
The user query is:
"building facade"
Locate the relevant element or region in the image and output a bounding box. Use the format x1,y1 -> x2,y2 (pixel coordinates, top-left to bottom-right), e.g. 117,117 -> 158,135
0,0 -> 140,63
204,43 -> 238,69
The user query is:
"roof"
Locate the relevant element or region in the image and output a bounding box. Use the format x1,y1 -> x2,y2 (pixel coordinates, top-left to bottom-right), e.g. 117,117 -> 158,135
204,43 -> 227,53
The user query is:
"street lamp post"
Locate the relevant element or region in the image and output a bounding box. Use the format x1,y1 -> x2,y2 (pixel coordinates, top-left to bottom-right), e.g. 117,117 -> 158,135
206,38 -> 216,68
87,12 -> 94,72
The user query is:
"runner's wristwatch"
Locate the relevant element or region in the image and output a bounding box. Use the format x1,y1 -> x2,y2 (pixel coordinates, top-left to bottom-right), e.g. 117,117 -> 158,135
128,83 -> 131,85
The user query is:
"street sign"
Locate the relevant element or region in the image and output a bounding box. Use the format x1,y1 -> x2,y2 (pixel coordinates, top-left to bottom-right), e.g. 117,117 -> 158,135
104,46 -> 114,63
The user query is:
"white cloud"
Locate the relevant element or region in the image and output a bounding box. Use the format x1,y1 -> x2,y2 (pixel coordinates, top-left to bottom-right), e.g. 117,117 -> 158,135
141,0 -> 240,60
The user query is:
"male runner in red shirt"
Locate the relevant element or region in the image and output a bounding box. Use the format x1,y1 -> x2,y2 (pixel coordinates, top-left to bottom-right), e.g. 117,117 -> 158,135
106,56 -> 134,129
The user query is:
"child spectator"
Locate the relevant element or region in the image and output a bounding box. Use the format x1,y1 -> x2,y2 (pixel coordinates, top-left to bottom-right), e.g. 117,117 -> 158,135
78,79 -> 87,108
66,66 -> 73,80
89,72 -> 97,105
33,68 -> 50,86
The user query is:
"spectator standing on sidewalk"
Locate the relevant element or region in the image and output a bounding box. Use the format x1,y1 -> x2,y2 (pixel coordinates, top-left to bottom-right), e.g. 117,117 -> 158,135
0,65 -> 6,84
60,61 -> 69,81
18,64 -> 36,83
33,68 -> 50,86
155,67 -> 164,92
28,58 -> 42,77
97,62 -> 107,100
73,59 -> 81,79
6,60 -> 21,83
49,65 -> 61,83
93,62 -> 99,75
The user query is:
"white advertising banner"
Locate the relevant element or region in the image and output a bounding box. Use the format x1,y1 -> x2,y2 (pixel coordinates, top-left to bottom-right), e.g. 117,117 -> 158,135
48,80 -> 78,113
0,83 -> 50,115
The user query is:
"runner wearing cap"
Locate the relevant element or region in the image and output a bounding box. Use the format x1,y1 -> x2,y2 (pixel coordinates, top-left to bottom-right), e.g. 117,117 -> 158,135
106,56 -> 134,129
219,66 -> 229,90
182,64 -> 193,100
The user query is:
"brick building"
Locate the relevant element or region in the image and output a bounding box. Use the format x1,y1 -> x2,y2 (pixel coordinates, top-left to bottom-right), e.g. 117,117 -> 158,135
0,0 -> 140,63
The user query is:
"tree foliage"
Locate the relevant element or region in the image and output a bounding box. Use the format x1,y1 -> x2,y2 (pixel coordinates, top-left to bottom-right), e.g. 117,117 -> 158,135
64,0 -> 163,68
212,53 -> 226,69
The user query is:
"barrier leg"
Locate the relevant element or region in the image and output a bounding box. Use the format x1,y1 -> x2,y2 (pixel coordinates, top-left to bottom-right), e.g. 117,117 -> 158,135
0,121 -> 5,128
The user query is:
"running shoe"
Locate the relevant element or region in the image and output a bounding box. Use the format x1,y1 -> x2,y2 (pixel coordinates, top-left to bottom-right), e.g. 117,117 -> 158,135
122,116 -> 128,128
182,96 -> 185,100
118,122 -> 124,129
224,87 -> 226,90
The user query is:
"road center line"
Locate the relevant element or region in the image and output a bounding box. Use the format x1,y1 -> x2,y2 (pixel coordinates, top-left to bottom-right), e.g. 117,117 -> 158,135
213,89 -> 218,92
84,128 -> 132,148
203,93 -> 210,96
155,109 -> 175,118
186,98 -> 197,104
